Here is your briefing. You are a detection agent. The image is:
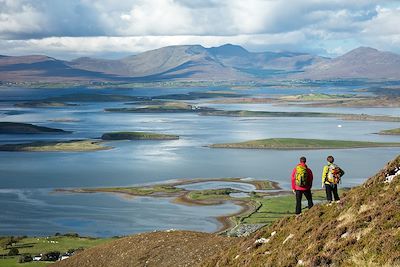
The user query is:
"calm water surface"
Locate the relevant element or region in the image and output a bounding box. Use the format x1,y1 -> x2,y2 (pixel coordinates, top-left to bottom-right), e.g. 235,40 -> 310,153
0,86 -> 399,236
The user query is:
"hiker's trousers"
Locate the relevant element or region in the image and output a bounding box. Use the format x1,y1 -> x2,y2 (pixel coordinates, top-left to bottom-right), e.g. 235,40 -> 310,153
295,189 -> 313,214
325,183 -> 340,202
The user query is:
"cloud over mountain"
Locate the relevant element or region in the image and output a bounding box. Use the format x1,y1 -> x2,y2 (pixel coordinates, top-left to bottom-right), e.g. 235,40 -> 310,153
0,0 -> 399,59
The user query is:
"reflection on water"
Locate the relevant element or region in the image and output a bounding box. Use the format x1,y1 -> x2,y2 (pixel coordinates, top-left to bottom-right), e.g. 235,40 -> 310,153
0,189 -> 241,237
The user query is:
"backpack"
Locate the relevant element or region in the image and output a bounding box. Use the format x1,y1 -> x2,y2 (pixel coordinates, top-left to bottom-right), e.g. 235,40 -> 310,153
327,164 -> 344,184
295,165 -> 309,187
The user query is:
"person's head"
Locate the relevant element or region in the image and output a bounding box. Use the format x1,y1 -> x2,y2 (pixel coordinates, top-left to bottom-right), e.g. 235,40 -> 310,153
327,155 -> 334,163
300,156 -> 306,163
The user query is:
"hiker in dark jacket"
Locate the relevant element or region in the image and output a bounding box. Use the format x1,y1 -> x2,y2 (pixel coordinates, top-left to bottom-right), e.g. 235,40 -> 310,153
291,156 -> 314,215
322,155 -> 345,203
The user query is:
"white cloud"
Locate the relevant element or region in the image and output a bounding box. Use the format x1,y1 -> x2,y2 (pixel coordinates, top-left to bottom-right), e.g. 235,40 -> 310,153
0,0 -> 46,37
0,0 -> 399,58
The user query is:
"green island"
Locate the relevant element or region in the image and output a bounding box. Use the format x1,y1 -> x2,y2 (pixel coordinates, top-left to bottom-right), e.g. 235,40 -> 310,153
105,102 -> 212,113
43,93 -> 148,102
378,128 -> 400,135
14,102 -> 78,108
47,118 -> 80,123
101,132 -> 179,140
151,91 -> 243,100
0,122 -> 70,134
0,140 -> 111,152
0,234 -> 114,267
209,138 -> 400,150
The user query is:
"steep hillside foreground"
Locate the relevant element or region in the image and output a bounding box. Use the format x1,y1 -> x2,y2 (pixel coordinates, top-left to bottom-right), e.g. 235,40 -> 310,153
53,155 -> 400,267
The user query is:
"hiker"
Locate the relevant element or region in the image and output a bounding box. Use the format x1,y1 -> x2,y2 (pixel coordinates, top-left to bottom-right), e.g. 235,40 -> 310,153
322,155 -> 345,203
291,156 -> 314,215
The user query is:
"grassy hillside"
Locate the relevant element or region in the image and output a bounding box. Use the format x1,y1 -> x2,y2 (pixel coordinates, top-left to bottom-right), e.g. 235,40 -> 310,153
53,231 -> 240,267
50,154 -> 400,267
210,138 -> 400,149
206,155 -> 400,266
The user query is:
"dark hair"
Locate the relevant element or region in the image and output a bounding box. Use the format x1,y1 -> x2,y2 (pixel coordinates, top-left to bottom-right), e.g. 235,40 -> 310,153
327,156 -> 334,163
300,156 -> 306,163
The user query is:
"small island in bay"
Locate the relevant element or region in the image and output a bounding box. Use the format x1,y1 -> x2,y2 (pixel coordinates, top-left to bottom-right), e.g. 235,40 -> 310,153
0,140 -> 111,152
101,132 -> 179,140
0,122 -> 71,134
378,128 -> 400,135
209,138 -> 400,150
47,118 -> 81,123
44,93 -> 149,102
105,102 -> 212,113
14,101 -> 78,108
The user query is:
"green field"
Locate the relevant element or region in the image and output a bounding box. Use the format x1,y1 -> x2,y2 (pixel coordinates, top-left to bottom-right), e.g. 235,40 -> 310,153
210,138 -> 400,150
240,189 -> 347,224
0,236 -> 113,267
101,131 -> 179,140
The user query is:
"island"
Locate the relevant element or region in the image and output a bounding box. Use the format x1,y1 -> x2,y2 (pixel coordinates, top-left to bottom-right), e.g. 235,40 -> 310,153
44,93 -> 149,102
378,128 -> 400,135
48,118 -> 81,123
0,122 -> 71,134
101,132 -> 179,140
105,102 -> 213,113
0,140 -> 111,152
14,101 -> 78,108
151,91 -> 244,100
209,138 -> 400,150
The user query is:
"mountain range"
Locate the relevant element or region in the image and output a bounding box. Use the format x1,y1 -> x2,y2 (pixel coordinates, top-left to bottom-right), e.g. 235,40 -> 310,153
1,44 -> 400,83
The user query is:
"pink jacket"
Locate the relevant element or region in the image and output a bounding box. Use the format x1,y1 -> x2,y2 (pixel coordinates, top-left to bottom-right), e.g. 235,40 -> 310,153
291,163 -> 313,191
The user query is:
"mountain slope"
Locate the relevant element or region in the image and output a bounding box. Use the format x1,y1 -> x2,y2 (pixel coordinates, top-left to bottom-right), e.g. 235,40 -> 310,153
208,44 -> 328,72
295,47 -> 400,80
205,154 -> 400,266
70,45 -> 249,81
0,55 -> 123,82
51,154 -> 400,267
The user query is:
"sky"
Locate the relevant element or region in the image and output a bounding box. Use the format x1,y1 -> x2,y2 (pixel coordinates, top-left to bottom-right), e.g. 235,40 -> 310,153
0,0 -> 400,59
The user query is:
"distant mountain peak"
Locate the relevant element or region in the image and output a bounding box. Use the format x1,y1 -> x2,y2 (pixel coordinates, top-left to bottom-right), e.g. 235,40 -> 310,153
342,46 -> 380,57
209,44 -> 249,57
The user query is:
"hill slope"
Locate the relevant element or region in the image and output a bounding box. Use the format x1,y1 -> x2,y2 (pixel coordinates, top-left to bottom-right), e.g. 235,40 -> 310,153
70,45 -> 249,81
295,47 -> 400,80
52,231 -> 240,267
52,154 -> 400,267
0,55 -> 122,82
205,154 -> 400,266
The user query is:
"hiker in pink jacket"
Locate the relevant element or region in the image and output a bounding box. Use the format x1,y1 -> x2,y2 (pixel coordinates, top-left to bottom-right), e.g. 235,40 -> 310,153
291,156 -> 314,214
